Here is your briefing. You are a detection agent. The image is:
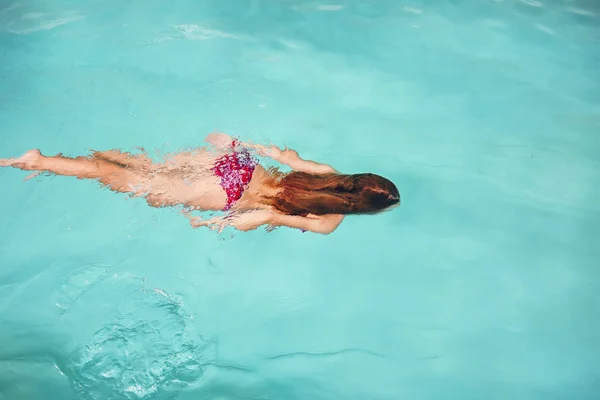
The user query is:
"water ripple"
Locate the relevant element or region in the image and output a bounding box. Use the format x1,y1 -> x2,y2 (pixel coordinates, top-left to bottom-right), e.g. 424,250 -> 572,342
266,348 -> 384,360
54,274 -> 216,400
0,9 -> 84,35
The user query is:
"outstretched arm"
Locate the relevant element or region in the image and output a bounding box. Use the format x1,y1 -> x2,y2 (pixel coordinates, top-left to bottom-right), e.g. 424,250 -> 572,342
185,209 -> 273,232
204,133 -> 337,175
257,146 -> 337,175
270,213 -> 344,234
185,209 -> 343,235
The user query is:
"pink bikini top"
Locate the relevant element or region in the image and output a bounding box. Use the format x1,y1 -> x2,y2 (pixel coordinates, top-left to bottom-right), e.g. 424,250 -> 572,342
211,140 -> 258,211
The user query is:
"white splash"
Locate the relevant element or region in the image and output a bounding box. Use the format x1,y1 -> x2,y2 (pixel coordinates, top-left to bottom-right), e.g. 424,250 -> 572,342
278,39 -> 302,49
21,12 -> 44,19
148,36 -> 174,45
403,6 -> 423,15
316,5 -> 344,11
482,19 -> 508,29
534,23 -> 556,36
518,0 -> 543,7
176,24 -> 242,40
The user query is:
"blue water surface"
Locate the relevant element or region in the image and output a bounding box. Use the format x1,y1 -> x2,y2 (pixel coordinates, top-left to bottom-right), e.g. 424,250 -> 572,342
1,1 -> 599,399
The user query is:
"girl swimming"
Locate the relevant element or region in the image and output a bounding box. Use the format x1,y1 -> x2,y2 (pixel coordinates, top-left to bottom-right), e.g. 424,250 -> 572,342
0,133 -> 400,234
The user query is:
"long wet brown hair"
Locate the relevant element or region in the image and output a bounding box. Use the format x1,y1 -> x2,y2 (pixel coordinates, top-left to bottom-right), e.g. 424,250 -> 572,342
261,169 -> 400,216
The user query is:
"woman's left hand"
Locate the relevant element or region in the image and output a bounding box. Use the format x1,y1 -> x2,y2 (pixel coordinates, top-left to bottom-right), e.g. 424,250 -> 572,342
204,132 -> 234,149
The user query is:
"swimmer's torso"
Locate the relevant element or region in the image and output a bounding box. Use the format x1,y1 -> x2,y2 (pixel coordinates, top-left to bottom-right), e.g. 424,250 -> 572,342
131,148 -> 269,211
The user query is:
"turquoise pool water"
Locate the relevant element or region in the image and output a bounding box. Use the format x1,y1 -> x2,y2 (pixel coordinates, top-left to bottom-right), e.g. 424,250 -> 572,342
1,0 -> 599,399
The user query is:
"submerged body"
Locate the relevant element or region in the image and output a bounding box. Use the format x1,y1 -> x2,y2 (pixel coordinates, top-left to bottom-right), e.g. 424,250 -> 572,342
0,133 -> 399,234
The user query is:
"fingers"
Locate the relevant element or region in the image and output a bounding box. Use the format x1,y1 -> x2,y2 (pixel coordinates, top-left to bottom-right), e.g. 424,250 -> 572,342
189,215 -> 215,228
254,144 -> 280,158
204,132 -> 232,148
215,222 -> 226,234
252,145 -> 268,156
205,218 -> 227,233
189,215 -> 231,232
24,172 -> 42,181
189,217 -> 209,228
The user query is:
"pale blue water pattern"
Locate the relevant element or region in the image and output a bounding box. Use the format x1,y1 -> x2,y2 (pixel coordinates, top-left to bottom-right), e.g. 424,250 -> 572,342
1,0 -> 599,399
